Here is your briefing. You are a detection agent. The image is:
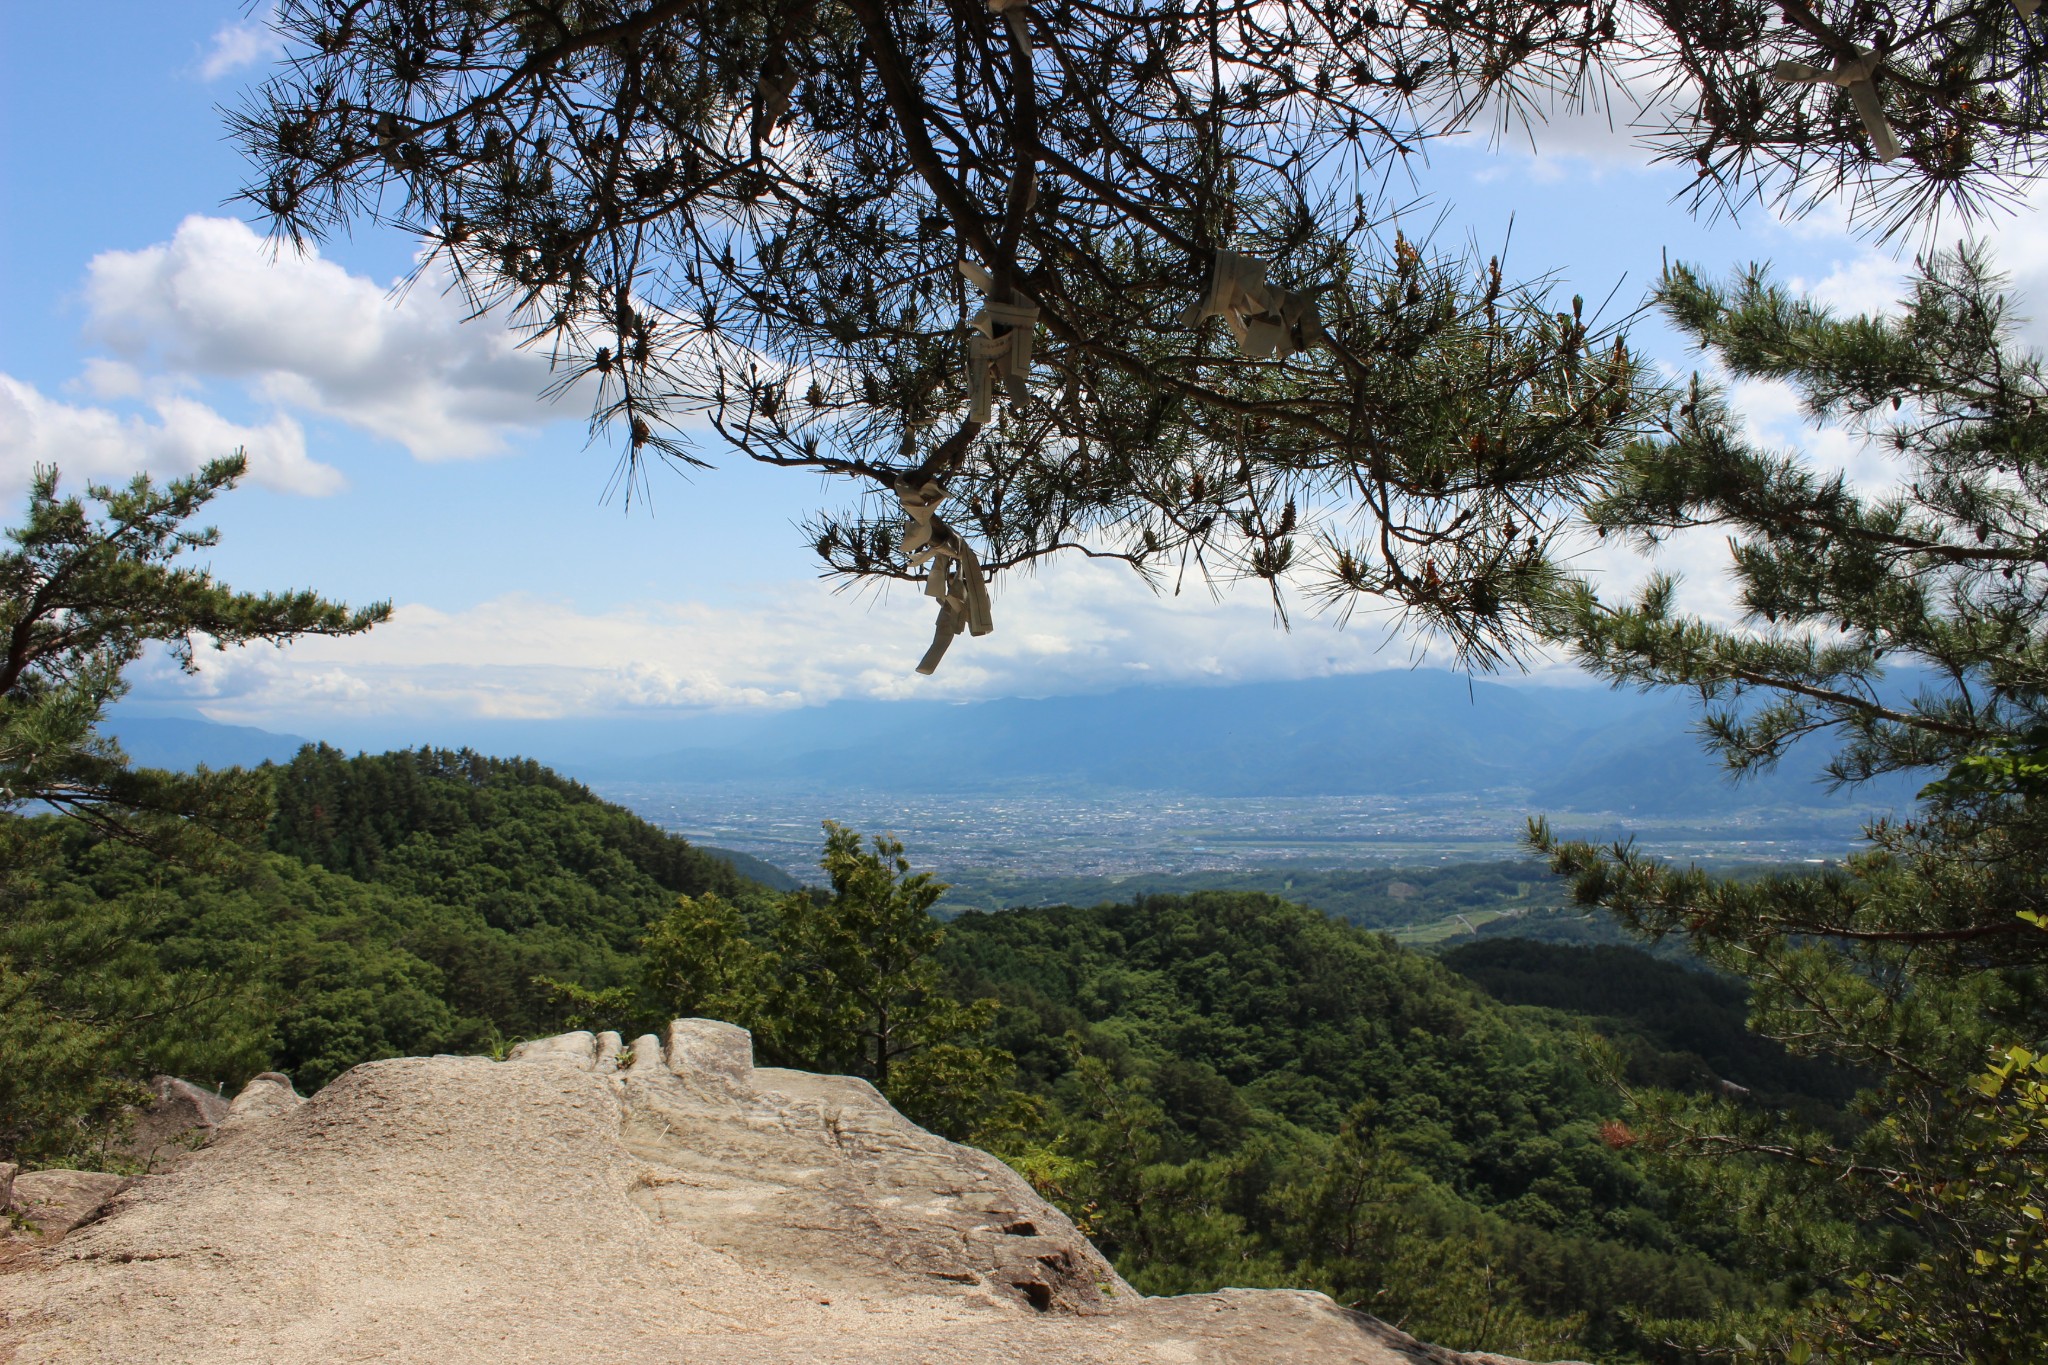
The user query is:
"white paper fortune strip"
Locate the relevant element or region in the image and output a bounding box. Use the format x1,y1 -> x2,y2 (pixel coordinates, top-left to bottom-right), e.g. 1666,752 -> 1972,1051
1768,50 -> 1900,163
1179,250 -> 1326,360
896,478 -> 995,674
987,0 -> 1032,49
959,260 -> 1040,423
758,68 -> 798,128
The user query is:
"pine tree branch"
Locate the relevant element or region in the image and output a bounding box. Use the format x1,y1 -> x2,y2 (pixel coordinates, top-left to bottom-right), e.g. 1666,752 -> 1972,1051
1719,665 -> 1984,739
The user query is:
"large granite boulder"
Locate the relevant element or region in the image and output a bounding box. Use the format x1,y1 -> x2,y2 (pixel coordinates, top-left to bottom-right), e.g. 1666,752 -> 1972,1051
117,1076 -> 234,1172
6,1169 -> 130,1240
0,1022 -> 1586,1364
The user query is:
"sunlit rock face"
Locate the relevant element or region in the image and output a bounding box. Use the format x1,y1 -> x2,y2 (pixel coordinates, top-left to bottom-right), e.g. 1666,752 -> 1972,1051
0,1022 -> 1581,1365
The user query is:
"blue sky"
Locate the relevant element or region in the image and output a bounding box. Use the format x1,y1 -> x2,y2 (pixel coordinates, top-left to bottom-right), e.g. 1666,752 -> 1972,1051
6,4 -> 2042,738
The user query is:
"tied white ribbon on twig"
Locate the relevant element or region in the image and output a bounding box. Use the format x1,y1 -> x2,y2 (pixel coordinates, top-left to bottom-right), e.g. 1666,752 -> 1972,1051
896,478 -> 994,674
987,0 -> 1033,50
757,64 -> 799,138
1764,48 -> 1900,164
960,260 -> 1040,424
1180,250 -> 1326,360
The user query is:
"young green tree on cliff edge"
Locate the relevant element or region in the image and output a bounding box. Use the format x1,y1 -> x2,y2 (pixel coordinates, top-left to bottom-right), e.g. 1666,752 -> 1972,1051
0,455 -> 388,1163
636,822 -> 1030,1144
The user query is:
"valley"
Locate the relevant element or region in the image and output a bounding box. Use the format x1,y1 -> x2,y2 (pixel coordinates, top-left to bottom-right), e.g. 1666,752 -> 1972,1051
599,779 -> 1877,884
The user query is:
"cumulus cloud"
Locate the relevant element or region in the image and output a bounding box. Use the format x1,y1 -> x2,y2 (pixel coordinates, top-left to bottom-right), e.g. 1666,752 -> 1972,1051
1444,52 -> 1682,187
0,373 -> 343,497
125,562 -> 1515,727
197,13 -> 284,81
1781,185 -> 2048,347
85,216 -> 568,460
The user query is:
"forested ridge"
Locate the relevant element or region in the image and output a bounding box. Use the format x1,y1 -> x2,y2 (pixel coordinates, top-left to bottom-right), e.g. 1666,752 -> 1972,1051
6,744 -> 1862,1360
12,746 -> 757,1102
936,894 -> 1822,1357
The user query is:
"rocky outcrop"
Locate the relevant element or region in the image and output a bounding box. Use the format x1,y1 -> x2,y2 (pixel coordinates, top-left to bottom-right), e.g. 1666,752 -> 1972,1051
220,1071 -> 303,1127
0,1022 -> 1584,1364
6,1170 -> 130,1241
118,1076 -> 233,1172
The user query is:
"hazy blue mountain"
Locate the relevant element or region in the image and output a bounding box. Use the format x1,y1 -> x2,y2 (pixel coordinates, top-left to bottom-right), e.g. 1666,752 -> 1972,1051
103,715 -> 312,772
103,670 -> 1919,816
605,672 -> 1914,813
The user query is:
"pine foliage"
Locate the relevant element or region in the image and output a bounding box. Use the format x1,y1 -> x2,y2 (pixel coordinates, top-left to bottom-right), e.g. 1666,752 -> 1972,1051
228,0 -> 1676,666
1535,247 -> 2048,1358
0,457 -> 386,850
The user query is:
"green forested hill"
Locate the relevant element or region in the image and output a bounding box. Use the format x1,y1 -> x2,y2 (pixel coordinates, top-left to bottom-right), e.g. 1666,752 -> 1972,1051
12,752 -> 1860,1361
268,745 -> 754,907
22,747 -> 778,1098
933,893 -> 1837,1358
1441,939 -> 1863,1120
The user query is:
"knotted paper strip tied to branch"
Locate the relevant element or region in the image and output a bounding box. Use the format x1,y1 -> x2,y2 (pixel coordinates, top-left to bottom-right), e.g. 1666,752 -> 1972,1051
959,260 -> 1040,424
896,478 -> 994,675
1180,250 -> 1327,360
987,0 -> 1032,50
1766,49 -> 1899,163
756,60 -> 799,139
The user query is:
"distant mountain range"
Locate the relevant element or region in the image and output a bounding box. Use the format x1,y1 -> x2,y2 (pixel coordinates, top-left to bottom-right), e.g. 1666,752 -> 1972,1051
595,672 -> 1914,815
105,716 -> 312,772
109,671 -> 1918,817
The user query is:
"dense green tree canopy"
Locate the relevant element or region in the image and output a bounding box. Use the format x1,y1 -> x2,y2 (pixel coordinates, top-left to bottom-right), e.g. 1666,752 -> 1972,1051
936,889 -> 1843,1357
0,457 -> 386,1162
0,743 -> 776,1166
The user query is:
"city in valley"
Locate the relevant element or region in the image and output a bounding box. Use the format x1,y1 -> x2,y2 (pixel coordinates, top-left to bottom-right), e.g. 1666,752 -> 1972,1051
600,781 -> 1885,883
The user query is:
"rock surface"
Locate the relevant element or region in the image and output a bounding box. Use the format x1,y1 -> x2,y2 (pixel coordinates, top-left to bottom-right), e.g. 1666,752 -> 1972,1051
0,1023 -> 1581,1364
221,1071 -> 304,1127
5,1171 -> 130,1240
118,1077 -> 233,1172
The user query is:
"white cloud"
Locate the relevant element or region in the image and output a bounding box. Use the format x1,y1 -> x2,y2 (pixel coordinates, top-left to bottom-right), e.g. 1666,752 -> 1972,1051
85,216 -> 569,460
198,14 -> 284,82
1782,186 -> 2048,349
1474,101 -> 1653,180
1447,52 -> 1681,186
0,373 -> 343,497
74,358 -> 147,401
127,562 -> 1510,726
1799,253 -> 1913,318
